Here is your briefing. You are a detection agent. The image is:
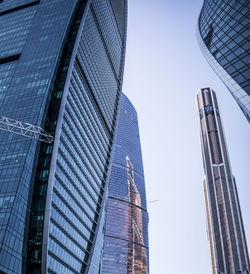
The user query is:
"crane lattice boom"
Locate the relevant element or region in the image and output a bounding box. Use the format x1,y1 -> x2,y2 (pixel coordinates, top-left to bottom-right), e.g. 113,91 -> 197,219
0,116 -> 53,143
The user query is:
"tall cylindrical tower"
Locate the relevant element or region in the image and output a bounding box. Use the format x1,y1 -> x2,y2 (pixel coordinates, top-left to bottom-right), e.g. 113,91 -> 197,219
196,87 -> 249,274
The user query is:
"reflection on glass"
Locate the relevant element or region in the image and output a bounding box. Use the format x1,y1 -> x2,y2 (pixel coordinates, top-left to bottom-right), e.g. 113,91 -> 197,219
126,156 -> 147,273
102,93 -> 149,273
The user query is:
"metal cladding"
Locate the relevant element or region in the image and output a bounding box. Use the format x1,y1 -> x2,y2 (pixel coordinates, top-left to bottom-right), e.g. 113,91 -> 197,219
197,0 -> 250,122
102,93 -> 149,273
0,0 -> 127,273
197,88 -> 249,274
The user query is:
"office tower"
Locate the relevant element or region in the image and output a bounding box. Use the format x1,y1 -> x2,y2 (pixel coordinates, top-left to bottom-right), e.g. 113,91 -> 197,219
0,0 -> 127,273
102,93 -> 149,273
197,1 -> 250,122
196,88 -> 249,274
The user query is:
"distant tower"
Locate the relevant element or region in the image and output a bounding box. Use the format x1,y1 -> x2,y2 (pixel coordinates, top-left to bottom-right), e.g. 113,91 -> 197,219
102,93 -> 149,273
196,88 -> 249,274
198,0 -> 250,122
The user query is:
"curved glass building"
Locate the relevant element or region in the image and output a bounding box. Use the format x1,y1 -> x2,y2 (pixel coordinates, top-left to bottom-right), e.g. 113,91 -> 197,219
197,0 -> 250,122
102,93 -> 149,273
0,1 -> 127,273
197,88 -> 249,274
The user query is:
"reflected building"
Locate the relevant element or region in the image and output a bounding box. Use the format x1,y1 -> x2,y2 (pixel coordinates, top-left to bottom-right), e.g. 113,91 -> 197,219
127,157 -> 147,273
0,1 -> 127,273
102,93 -> 149,273
198,1 -> 250,122
196,88 -> 249,274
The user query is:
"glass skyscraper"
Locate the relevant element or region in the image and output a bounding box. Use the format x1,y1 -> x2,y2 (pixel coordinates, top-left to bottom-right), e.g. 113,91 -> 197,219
102,93 -> 149,273
0,1 -> 127,273
197,88 -> 249,274
198,0 -> 250,122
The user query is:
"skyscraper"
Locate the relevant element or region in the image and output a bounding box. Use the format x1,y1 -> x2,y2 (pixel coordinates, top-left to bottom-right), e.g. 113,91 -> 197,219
102,93 -> 149,273
196,88 -> 249,274
0,1 -> 127,273
197,0 -> 250,122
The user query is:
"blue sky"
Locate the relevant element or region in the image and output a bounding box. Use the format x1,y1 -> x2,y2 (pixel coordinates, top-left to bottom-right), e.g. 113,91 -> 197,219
122,1 -> 250,273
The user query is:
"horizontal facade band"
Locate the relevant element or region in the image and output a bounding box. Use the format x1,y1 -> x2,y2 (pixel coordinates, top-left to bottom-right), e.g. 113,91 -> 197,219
108,196 -> 148,212
0,0 -> 40,16
0,54 -> 21,65
105,234 -> 149,249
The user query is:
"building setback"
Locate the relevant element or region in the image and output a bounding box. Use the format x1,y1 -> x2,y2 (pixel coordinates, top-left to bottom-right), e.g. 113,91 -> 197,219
196,88 -> 249,274
102,93 -> 149,273
198,0 -> 250,122
0,0 -> 127,273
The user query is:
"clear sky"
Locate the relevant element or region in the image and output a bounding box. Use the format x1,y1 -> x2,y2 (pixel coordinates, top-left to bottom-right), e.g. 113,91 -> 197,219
122,1 -> 250,273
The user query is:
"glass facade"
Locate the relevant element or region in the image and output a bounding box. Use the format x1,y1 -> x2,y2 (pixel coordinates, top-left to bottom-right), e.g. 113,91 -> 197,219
198,0 -> 250,122
102,93 -> 149,273
0,0 -> 127,273
197,88 -> 249,274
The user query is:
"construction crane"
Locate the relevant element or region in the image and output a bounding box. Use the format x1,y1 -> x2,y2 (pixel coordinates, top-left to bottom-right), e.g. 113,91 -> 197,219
0,115 -> 54,143
147,200 -> 159,204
